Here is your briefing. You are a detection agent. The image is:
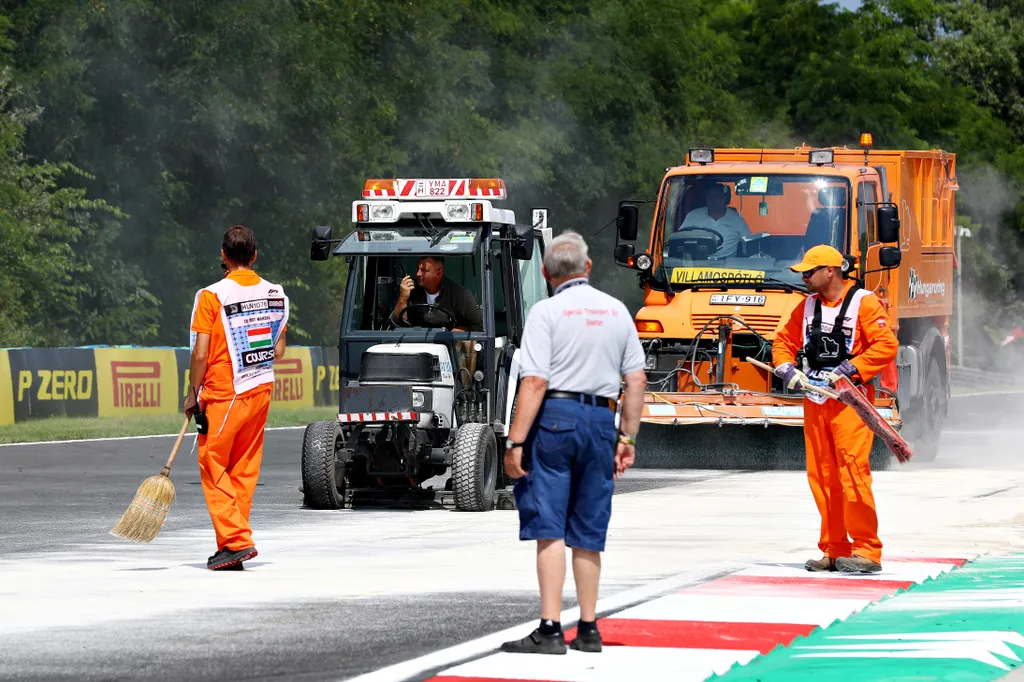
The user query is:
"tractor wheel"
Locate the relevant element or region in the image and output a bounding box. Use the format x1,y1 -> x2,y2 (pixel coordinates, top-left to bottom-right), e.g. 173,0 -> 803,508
451,423 -> 498,511
301,420 -> 346,509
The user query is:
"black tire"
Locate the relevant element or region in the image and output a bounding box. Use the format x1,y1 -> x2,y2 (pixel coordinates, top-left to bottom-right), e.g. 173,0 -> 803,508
451,422 -> 498,511
911,356 -> 946,463
301,420 -> 346,509
869,437 -> 892,471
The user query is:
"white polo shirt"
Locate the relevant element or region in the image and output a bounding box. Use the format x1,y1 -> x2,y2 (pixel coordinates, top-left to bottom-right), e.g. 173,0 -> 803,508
518,278 -> 645,399
678,206 -> 753,256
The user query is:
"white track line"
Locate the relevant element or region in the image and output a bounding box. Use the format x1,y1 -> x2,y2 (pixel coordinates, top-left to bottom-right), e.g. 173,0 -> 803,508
340,564 -> 741,682
0,425 -> 307,448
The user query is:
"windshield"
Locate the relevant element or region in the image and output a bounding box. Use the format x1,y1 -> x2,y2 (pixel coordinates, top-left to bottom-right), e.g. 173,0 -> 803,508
651,174 -> 850,289
346,253 -> 484,333
335,223 -> 482,256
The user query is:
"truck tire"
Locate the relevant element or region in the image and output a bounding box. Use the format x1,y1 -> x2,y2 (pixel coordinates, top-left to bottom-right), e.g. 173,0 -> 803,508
301,420 -> 346,510
869,437 -> 892,471
911,356 -> 946,463
451,423 -> 498,511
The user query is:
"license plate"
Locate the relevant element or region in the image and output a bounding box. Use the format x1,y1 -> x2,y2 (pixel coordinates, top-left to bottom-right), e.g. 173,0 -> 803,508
709,294 -> 766,306
416,179 -> 450,197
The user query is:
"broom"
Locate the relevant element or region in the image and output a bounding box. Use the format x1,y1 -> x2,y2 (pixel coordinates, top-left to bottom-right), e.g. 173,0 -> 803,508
110,415 -> 191,543
747,357 -> 914,464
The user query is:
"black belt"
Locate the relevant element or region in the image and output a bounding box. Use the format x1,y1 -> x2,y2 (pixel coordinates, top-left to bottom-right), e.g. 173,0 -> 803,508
544,390 -> 618,411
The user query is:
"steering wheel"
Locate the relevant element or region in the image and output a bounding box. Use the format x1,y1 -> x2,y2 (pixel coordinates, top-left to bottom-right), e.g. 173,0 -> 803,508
673,226 -> 726,251
397,303 -> 459,329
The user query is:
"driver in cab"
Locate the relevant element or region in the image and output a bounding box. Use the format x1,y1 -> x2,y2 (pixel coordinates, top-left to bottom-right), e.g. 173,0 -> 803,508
389,255 -> 483,332
676,182 -> 753,257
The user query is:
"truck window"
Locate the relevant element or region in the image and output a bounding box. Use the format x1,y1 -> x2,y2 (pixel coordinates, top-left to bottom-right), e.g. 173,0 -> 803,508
857,182 -> 879,254
518,237 -> 548,317
652,174 -> 850,288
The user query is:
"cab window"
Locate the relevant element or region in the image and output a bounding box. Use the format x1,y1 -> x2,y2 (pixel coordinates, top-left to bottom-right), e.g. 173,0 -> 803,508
518,236 -> 548,317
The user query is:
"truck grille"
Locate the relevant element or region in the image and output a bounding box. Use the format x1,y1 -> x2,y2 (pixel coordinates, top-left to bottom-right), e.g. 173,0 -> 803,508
691,313 -> 782,336
359,352 -> 440,382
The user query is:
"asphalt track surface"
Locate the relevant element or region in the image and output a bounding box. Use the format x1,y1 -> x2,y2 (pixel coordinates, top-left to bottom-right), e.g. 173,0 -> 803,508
2,390 -> 1022,682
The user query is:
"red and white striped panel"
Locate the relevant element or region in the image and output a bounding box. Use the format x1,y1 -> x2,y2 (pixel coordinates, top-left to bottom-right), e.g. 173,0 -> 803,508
336,411 -> 418,423
362,187 -> 397,197
467,185 -> 504,197
419,554 -> 974,682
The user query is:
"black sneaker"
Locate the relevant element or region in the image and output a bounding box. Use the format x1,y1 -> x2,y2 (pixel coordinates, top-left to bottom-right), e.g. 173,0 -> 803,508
499,628 -> 566,655
207,546 -> 258,571
569,628 -> 602,653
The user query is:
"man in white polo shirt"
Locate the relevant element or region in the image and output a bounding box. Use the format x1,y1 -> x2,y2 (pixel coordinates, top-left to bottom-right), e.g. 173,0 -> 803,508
499,230 -> 647,655
677,182 -> 753,257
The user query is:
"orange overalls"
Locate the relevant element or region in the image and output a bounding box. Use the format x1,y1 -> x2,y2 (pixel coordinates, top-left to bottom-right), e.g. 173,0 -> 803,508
773,281 -> 899,564
191,269 -> 282,552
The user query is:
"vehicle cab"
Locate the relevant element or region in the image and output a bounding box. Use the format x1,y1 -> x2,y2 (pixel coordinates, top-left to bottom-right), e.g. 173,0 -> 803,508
304,177 -> 551,511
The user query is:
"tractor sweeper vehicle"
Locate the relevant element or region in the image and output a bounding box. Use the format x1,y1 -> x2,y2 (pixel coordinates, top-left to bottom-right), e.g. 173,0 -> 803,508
302,177 -> 552,510
613,136 -> 957,467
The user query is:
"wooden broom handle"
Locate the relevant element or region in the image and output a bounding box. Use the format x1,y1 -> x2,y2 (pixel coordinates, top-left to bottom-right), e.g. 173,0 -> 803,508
745,357 -> 840,400
161,416 -> 192,476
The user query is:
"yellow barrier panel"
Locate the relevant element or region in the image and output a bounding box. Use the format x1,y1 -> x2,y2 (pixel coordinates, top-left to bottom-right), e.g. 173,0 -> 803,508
0,350 -> 13,426
272,346 -> 314,409
95,348 -> 179,417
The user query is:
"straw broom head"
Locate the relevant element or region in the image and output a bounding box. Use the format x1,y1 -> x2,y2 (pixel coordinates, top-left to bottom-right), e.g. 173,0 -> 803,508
110,471 -> 176,543
110,416 -> 190,544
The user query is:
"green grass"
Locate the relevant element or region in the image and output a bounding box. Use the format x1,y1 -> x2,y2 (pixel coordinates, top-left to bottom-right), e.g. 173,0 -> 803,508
0,406 -> 338,444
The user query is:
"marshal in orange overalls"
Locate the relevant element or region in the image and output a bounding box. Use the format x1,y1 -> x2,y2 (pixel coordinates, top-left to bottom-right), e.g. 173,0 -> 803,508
774,272 -> 898,567
189,265 -> 288,567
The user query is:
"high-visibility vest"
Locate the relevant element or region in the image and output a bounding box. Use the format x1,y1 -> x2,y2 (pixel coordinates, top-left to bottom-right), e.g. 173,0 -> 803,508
190,276 -> 289,396
800,286 -> 870,405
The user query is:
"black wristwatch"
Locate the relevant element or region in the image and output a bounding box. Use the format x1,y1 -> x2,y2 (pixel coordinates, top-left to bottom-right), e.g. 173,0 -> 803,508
505,438 -> 524,450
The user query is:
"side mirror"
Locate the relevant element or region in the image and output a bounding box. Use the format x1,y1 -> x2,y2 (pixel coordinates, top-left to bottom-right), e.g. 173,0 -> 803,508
879,246 -> 902,268
877,205 -> 900,243
310,225 -> 333,261
512,221 -> 533,260
614,243 -> 634,266
617,204 -> 638,241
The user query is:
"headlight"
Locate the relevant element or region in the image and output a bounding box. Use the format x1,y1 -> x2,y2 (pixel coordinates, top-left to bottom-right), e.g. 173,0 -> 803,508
445,203 -> 470,221
412,391 -> 425,408
370,204 -> 395,221
635,253 -> 653,271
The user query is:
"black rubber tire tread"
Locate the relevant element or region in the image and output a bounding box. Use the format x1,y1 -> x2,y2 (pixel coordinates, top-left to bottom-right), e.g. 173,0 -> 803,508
301,420 -> 345,509
451,422 -> 497,512
911,355 -> 945,463
869,436 -> 892,471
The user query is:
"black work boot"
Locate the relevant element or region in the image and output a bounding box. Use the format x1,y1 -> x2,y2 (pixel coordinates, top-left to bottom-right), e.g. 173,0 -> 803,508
805,556 -> 837,572
500,628 -> 567,655
836,555 -> 882,574
569,628 -> 602,653
207,546 -> 258,571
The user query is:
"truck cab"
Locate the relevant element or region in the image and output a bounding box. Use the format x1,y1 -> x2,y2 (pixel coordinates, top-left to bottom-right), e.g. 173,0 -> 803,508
613,141 -> 956,464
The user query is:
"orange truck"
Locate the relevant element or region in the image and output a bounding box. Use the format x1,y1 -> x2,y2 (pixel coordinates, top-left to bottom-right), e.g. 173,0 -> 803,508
612,137 -> 958,464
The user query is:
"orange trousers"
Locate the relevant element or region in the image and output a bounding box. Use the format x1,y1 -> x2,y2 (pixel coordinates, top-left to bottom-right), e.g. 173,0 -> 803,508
803,397 -> 882,564
197,390 -> 271,551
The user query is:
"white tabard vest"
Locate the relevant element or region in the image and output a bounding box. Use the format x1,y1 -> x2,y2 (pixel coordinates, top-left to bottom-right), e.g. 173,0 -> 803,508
800,287 -> 870,404
190,276 -> 289,396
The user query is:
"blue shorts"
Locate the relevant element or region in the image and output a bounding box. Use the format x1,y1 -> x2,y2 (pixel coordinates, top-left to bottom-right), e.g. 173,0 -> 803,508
513,397 -> 617,552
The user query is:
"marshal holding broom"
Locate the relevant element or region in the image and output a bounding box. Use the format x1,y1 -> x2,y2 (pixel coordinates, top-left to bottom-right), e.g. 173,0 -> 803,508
770,245 -> 900,575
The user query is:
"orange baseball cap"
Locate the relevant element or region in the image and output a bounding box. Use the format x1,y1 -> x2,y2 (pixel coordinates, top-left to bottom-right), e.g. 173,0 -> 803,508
790,244 -> 844,273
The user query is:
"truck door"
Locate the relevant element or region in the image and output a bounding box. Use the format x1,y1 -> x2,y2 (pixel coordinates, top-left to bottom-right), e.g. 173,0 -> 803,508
859,180 -> 890,305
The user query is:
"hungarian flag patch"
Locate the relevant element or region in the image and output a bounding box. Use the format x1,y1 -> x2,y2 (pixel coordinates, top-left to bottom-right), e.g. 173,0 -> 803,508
247,326 -> 272,348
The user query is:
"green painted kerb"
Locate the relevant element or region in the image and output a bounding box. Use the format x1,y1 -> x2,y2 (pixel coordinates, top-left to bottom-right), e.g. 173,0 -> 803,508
715,555 -> 1024,682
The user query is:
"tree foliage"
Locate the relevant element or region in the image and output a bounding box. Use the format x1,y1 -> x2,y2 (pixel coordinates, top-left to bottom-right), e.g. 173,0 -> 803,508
0,0 -> 1019,367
